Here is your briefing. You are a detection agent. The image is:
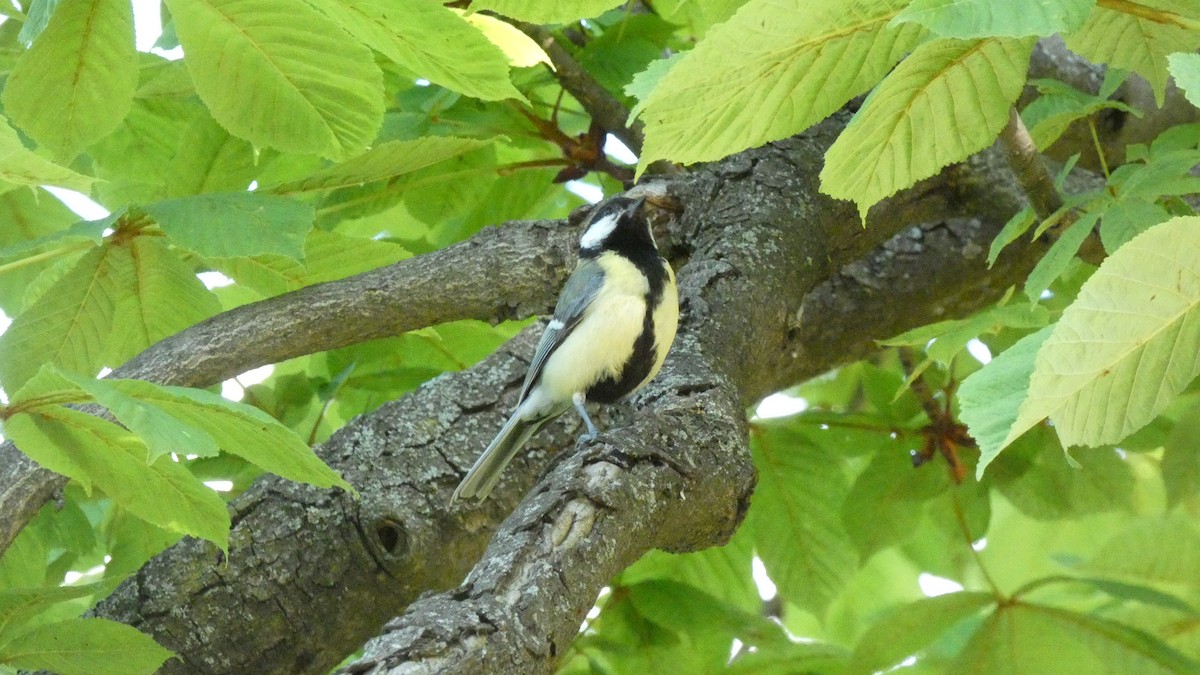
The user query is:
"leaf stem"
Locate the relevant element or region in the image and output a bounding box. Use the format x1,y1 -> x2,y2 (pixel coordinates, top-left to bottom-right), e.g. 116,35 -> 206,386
950,490 -> 1004,600
1087,118 -> 1111,180
0,240 -> 94,276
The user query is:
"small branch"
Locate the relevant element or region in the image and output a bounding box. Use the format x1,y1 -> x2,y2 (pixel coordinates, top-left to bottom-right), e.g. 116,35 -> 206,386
999,107 -> 1062,221
514,21 -> 646,156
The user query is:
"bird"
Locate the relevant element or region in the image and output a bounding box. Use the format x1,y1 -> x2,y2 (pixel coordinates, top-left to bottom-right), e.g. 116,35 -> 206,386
451,192 -> 679,504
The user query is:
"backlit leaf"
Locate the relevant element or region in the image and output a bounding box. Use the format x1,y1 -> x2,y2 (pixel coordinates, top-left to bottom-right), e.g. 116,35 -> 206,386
469,0 -> 625,24
1,0 -> 137,160
270,137 -> 495,194
892,0 -> 1093,38
1066,1 -> 1200,106
1016,216 -> 1200,449
143,192 -> 313,260
821,37 -> 1034,220
166,0 -> 384,159
305,0 -> 520,101
0,117 -> 95,191
0,617 -> 173,675
638,0 -> 923,172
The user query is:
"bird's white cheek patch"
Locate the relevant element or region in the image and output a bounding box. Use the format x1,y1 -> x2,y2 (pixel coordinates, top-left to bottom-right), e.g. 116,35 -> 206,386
580,214 -> 620,250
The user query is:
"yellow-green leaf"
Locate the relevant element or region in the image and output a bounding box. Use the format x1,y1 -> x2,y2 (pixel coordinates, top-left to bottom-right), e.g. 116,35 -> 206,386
165,0 -> 384,159
0,245 -> 127,392
1066,0 -> 1200,107
270,137 -> 496,194
0,617 -> 173,675
0,116 -> 95,192
4,407 -> 230,547
892,0 -> 1093,38
1013,216 -> 1200,450
106,236 -> 223,367
637,0 -> 923,172
821,37 -> 1034,220
469,0 -> 626,24
1,0 -> 137,160
306,0 -> 521,101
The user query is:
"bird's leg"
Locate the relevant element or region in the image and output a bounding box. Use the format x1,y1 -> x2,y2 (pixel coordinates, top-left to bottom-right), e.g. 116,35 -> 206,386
571,392 -> 599,440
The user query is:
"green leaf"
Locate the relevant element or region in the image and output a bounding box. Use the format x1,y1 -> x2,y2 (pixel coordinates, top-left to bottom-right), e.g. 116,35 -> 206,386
208,229 -> 409,296
0,245 -> 128,392
881,292 -> 1049,366
1163,400 -> 1200,508
621,526 -> 760,613
988,206 -> 1037,266
0,585 -> 99,639
821,37 -> 1034,220
143,192 -> 314,259
958,326 -> 1053,478
892,0 -> 1093,38
637,0 -> 923,172
626,580 -> 788,648
455,10 -> 551,69
99,380 -> 351,491
1021,78 -> 1142,151
4,407 -> 230,547
164,115 -> 258,198
468,0 -> 625,24
1016,216 -> 1200,450
1024,208 -> 1102,302
1065,1 -> 1200,107
1100,196 -> 1171,253
108,236 -> 222,364
841,443 -> 951,558
1,0 -> 137,160
165,0 -> 384,159
0,617 -> 173,675
953,602 -> 1199,674
749,427 -> 856,613
1087,514 -> 1200,589
846,591 -> 995,675
989,425 -> 1135,519
0,116 -> 95,191
54,369 -> 220,463
270,137 -> 496,194
1169,52 -> 1200,108
306,0 -> 521,102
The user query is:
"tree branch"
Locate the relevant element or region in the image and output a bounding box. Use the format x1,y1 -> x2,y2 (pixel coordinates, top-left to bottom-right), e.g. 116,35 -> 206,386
88,111 -> 1054,673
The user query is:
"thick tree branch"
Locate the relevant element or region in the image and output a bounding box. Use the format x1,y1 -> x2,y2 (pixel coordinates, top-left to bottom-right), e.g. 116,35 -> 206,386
88,111 -> 1051,673
0,222 -> 579,557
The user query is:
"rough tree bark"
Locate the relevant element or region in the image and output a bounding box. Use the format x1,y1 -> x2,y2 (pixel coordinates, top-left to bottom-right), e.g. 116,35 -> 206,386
3,39 -> 1195,675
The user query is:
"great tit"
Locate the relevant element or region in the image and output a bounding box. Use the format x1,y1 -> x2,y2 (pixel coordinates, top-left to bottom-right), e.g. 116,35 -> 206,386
451,193 -> 679,504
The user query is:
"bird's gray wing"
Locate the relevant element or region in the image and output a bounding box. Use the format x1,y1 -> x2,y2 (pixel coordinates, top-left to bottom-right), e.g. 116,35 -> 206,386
518,259 -> 606,401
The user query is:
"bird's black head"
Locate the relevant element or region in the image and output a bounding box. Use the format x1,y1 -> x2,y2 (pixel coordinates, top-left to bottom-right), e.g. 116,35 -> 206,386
578,195 -> 652,258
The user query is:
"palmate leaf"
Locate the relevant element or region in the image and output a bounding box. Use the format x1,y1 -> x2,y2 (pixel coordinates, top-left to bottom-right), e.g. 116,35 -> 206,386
3,406 -> 230,548
0,116 -> 94,192
270,137 -> 496,194
952,602 -> 1198,674
1065,0 -> 1200,106
637,0 -> 923,172
958,326 -> 1052,477
106,236 -> 222,364
1,0 -> 137,161
748,426 -> 856,613
208,229 -> 409,297
1013,216 -> 1200,450
821,36 -> 1034,220
142,192 -> 314,260
891,0 -> 1093,39
0,617 -> 173,675
165,0 -> 384,159
846,591 -> 995,675
0,245 -> 127,392
1170,53 -> 1200,108
305,0 -> 520,102
469,0 -> 625,23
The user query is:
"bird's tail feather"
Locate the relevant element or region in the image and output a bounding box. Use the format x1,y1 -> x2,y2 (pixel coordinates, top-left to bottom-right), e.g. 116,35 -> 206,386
451,412 -> 550,504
